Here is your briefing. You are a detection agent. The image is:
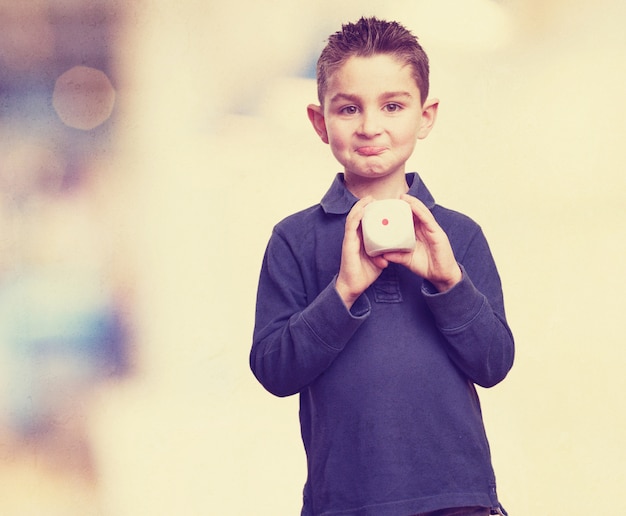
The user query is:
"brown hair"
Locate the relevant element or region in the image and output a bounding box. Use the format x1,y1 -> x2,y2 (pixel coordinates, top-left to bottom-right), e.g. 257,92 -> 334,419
316,17 -> 430,106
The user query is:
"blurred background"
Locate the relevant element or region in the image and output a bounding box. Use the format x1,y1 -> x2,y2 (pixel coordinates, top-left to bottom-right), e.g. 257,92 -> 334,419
0,0 -> 624,514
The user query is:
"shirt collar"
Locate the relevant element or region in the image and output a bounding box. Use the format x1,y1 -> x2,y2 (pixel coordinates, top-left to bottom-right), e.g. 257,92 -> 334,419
320,172 -> 436,215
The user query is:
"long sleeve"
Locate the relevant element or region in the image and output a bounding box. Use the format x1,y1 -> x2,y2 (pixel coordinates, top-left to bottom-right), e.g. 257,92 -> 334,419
422,224 -> 515,388
250,229 -> 369,397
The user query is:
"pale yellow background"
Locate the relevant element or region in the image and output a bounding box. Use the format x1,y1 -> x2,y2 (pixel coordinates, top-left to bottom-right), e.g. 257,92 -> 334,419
4,0 -> 625,514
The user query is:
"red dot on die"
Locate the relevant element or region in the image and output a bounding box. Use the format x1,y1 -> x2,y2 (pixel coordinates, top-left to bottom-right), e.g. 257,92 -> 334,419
382,218 -> 389,226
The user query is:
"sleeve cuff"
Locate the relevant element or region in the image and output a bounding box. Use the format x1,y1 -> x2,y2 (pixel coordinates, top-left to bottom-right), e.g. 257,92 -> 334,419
300,277 -> 371,351
421,265 -> 486,332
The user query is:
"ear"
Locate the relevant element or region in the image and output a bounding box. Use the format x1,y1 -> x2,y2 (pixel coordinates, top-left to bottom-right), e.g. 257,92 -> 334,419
307,104 -> 329,144
417,98 -> 439,140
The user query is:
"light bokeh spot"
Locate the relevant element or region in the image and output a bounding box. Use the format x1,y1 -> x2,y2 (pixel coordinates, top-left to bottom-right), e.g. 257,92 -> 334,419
53,66 -> 116,130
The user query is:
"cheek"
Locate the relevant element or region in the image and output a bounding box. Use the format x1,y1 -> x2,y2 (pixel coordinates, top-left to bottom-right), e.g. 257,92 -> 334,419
393,122 -> 421,147
326,124 -> 350,151
387,128 -> 419,160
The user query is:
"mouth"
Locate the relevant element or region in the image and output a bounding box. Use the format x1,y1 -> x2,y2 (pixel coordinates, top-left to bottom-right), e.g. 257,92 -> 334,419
356,146 -> 386,157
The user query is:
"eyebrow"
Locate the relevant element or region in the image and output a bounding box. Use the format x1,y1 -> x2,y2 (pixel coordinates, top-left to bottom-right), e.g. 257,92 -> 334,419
328,93 -> 360,105
329,91 -> 414,104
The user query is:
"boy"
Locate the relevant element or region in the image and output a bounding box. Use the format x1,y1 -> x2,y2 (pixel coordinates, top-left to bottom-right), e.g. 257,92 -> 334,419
250,17 -> 514,516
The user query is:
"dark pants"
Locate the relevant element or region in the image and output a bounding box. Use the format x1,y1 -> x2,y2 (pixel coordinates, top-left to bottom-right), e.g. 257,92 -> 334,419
412,507 -> 491,516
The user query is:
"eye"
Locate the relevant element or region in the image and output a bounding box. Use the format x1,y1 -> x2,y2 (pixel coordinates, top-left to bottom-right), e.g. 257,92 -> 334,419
384,103 -> 402,113
339,105 -> 359,115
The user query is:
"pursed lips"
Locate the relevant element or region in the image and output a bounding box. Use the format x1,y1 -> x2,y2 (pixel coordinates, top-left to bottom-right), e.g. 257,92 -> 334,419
356,146 -> 386,156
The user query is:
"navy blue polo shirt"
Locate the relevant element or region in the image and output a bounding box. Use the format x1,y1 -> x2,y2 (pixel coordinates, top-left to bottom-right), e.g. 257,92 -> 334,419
251,173 -> 514,515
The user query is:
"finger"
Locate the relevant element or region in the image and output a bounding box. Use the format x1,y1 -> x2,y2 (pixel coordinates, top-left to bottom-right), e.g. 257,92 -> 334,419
382,249 -> 413,264
400,194 -> 432,221
400,194 -> 441,236
371,254 -> 389,270
345,196 -> 374,234
340,197 -> 374,261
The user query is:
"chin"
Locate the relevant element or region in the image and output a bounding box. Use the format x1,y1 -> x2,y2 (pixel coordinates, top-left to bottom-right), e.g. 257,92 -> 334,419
357,166 -> 401,179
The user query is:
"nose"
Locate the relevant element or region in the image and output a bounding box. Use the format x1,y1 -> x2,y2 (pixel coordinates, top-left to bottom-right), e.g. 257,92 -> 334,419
358,109 -> 383,138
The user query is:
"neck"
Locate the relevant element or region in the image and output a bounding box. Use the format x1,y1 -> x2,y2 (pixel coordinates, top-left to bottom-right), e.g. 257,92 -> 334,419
344,171 -> 409,200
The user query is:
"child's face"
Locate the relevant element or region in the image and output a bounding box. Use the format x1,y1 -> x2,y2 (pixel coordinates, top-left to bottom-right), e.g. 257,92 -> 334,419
308,54 -> 437,184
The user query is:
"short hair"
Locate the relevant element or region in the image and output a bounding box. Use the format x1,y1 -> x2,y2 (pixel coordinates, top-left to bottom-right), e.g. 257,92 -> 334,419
316,17 -> 430,106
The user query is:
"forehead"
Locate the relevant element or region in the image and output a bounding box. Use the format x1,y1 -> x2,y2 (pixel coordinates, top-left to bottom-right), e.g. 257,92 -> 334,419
325,54 -> 420,102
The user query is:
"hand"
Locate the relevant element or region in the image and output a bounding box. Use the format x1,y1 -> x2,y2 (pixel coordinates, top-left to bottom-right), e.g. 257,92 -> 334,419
335,196 -> 389,308
383,194 -> 462,292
